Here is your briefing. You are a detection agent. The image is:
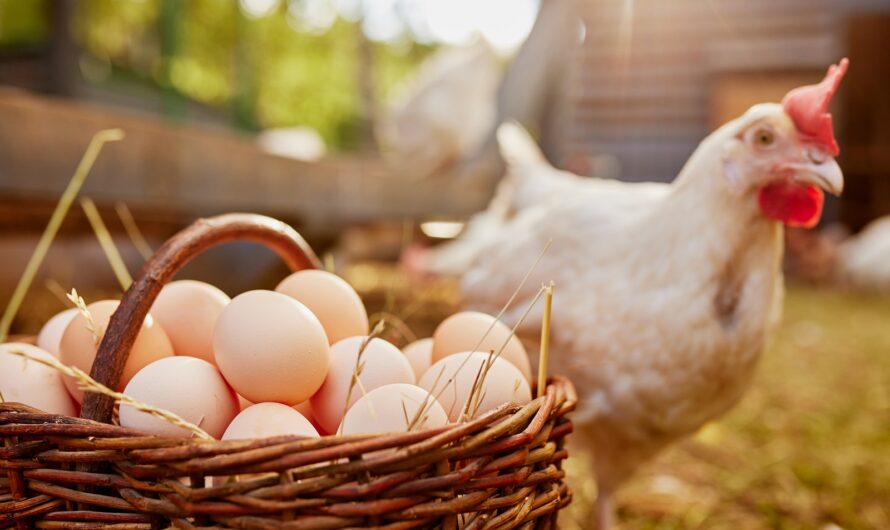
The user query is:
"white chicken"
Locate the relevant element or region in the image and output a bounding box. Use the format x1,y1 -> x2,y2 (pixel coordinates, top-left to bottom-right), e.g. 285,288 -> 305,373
836,216 -> 890,291
418,60 -> 849,528
378,41 -> 501,178
256,126 -> 326,162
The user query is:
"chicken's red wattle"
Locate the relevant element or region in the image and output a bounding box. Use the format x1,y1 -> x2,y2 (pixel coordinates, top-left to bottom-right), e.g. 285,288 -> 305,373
758,182 -> 824,228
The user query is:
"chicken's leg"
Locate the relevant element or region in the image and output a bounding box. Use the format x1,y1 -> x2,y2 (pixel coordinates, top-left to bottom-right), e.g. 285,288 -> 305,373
596,491 -> 612,530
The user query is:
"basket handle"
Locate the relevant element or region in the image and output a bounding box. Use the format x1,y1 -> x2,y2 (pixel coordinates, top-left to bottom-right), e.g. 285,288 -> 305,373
80,213 -> 322,424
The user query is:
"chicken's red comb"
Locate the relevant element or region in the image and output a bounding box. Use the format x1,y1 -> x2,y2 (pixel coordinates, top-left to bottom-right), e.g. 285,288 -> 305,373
781,58 -> 849,157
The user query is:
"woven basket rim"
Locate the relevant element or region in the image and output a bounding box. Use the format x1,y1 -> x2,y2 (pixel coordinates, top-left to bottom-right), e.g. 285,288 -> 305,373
1,214 -> 578,528
2,377 -> 576,528
0,375 -> 576,448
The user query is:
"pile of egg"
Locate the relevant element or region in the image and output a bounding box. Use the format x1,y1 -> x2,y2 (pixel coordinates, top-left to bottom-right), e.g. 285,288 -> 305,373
0,270 -> 532,444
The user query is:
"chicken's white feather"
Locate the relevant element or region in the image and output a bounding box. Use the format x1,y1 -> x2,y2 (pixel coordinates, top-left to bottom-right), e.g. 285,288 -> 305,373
435,109 -> 794,495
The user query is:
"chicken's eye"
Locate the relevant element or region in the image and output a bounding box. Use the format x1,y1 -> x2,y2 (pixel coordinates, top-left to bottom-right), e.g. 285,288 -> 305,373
755,129 -> 775,147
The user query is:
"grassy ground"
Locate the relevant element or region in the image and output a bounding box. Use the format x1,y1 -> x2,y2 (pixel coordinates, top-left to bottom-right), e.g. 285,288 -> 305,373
349,268 -> 889,529
561,285 -> 890,530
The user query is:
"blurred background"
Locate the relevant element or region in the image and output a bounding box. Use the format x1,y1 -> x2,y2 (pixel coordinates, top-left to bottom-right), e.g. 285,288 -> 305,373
3,0 -> 890,295
1,1 -> 889,528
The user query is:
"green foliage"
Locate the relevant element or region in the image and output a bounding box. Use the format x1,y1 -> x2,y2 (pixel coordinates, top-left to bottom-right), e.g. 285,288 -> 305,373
0,0 -> 48,47
76,0 -> 160,67
171,0 -> 237,106
248,15 -> 362,143
0,0 -> 435,147
72,0 -> 434,150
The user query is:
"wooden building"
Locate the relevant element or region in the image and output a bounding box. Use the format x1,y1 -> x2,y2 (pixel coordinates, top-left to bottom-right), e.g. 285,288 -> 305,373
544,0 -> 890,227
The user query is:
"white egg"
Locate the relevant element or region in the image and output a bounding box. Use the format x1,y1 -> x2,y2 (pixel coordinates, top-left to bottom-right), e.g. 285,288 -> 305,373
222,402 -> 318,440
214,402 -> 319,487
36,308 -> 77,358
418,351 -> 531,422
310,336 -> 415,434
0,343 -> 77,416
340,383 -> 449,435
119,356 -> 239,439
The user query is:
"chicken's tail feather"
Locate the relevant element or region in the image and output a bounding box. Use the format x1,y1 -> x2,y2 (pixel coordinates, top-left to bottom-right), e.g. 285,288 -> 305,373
418,122 -> 546,278
497,121 -> 547,168
495,121 -> 565,216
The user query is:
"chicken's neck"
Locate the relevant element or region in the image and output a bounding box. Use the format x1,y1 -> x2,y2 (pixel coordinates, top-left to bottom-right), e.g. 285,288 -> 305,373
597,139 -> 786,438
632,137 -> 785,334
651,138 -> 784,275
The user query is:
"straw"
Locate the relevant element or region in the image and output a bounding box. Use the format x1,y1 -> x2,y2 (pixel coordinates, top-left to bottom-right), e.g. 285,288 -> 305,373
0,128 -> 124,342
323,253 -> 336,273
461,349 -> 495,422
81,197 -> 133,290
445,239 -> 551,374
536,282 -> 554,399
367,311 -> 418,344
337,320 -> 386,434
407,240 -> 552,428
4,345 -> 212,440
66,288 -> 100,346
45,279 -> 73,308
406,363 -> 445,431
463,284 -> 548,421
114,201 -> 153,261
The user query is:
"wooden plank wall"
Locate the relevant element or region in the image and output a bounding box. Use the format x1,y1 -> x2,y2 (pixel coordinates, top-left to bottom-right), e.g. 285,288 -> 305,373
0,89 -> 490,236
564,0 -> 841,182
838,13 -> 890,228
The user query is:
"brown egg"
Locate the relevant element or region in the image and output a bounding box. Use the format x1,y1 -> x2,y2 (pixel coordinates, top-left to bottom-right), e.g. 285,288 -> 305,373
119,356 -> 239,439
59,300 -> 174,402
213,290 -> 330,405
275,270 -> 369,344
432,311 -> 532,381
150,280 -> 230,365
0,343 -> 77,416
293,400 -> 326,434
237,394 -> 254,411
403,338 -> 433,380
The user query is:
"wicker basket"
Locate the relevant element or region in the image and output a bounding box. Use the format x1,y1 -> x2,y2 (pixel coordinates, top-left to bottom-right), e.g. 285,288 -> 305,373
0,213 -> 577,529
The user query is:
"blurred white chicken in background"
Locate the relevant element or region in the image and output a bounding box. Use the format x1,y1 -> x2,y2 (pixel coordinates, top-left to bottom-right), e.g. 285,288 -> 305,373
785,216 -> 890,291
378,40 -> 501,178
256,126 -> 326,162
414,125 -> 658,276
837,216 -> 890,290
413,60 -> 849,529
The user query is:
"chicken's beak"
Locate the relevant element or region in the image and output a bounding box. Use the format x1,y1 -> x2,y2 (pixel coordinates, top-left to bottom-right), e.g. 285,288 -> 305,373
787,153 -> 844,196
